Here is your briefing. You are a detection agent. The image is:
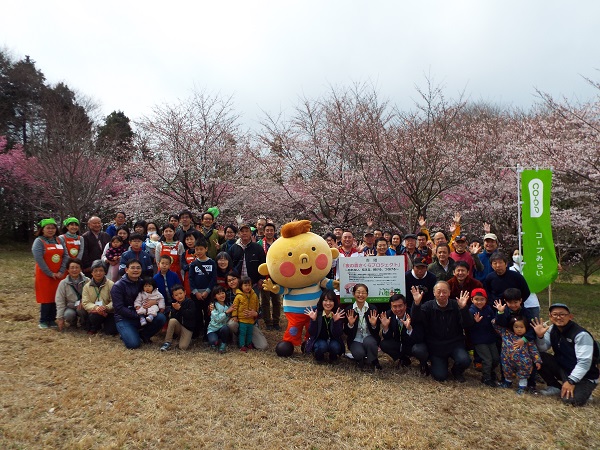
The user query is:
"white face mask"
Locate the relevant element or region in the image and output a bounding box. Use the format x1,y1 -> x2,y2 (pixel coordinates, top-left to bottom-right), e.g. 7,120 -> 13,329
513,255 -> 523,264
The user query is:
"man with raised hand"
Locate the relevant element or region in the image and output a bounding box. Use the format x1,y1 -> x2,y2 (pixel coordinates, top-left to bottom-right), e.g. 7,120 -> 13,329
411,281 -> 474,382
532,304 -> 599,406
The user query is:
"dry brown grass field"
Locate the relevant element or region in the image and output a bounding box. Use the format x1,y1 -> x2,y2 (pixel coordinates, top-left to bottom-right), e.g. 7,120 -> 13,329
1,246 -> 599,449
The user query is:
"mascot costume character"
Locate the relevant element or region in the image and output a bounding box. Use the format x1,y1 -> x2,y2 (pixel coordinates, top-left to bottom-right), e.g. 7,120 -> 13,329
259,220 -> 339,356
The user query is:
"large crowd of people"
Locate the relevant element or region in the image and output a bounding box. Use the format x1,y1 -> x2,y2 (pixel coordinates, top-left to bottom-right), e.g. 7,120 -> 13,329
32,211 -> 598,406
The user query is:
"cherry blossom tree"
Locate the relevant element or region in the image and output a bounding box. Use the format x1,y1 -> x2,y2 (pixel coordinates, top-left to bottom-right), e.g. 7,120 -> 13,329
134,91 -> 244,215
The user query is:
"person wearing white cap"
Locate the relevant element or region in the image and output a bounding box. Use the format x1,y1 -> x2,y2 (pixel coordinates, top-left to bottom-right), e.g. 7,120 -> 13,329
474,232 -> 499,283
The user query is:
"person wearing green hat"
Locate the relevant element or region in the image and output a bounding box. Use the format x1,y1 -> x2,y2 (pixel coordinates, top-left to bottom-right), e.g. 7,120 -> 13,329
198,210 -> 225,260
32,218 -> 68,329
58,217 -> 84,260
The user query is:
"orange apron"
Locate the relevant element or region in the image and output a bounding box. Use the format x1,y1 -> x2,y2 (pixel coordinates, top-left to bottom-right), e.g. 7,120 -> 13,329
161,241 -> 183,282
61,234 -> 82,258
183,249 -> 196,296
35,239 -> 64,304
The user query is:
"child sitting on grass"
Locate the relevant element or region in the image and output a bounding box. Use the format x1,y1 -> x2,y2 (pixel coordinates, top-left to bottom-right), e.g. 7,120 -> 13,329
161,284 -> 197,351
231,276 -> 259,352
206,286 -> 233,353
134,277 -> 165,326
493,312 -> 541,395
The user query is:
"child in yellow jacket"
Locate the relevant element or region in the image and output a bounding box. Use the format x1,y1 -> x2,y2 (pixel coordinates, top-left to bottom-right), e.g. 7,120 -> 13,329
231,277 -> 259,351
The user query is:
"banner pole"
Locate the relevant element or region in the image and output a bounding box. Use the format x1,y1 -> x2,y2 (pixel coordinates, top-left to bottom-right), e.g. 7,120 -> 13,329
517,164 -> 523,261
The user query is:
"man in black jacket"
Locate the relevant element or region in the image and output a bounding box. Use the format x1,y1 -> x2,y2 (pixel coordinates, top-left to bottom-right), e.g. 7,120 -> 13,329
81,216 -> 111,276
228,223 -> 266,291
405,256 -> 436,308
532,304 -> 599,406
411,281 -> 474,382
380,293 -> 426,369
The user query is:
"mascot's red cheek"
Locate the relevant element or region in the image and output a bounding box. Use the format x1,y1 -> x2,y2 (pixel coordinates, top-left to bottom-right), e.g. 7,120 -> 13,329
279,261 -> 296,278
315,253 -> 328,270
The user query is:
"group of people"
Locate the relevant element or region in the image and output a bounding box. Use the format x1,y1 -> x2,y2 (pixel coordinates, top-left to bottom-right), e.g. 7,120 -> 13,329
32,211 -> 597,406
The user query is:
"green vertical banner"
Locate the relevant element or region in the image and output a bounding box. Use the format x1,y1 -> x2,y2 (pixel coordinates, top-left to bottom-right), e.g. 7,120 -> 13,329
521,169 -> 558,292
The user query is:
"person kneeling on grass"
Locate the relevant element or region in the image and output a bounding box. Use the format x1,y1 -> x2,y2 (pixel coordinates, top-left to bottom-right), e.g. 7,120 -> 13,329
532,304 -> 599,406
82,260 -> 116,335
206,286 -> 233,353
410,282 -> 474,382
304,289 -> 345,363
112,259 -> 167,349
161,284 -> 196,351
231,276 -> 259,352
380,293 -> 426,370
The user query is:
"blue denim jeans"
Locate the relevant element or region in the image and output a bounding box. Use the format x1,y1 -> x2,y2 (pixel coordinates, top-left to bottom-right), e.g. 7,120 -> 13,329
207,325 -> 231,346
40,303 -> 57,324
116,313 -> 167,349
313,339 -> 343,361
430,346 -> 472,381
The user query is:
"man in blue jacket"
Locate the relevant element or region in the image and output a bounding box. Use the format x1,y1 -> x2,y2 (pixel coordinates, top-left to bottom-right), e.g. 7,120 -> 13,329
118,233 -> 154,278
112,259 -> 166,349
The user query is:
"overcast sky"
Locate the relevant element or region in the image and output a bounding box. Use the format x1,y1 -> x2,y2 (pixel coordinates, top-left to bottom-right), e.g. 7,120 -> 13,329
3,0 -> 599,129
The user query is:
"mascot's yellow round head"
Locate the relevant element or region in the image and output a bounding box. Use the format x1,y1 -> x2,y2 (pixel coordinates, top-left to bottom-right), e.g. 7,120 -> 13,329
259,220 -> 339,289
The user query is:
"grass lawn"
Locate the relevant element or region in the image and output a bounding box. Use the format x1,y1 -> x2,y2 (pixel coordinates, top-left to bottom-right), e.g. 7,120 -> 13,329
1,245 -> 599,449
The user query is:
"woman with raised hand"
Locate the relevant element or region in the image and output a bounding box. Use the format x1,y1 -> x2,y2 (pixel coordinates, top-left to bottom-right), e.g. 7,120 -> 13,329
344,283 -> 382,370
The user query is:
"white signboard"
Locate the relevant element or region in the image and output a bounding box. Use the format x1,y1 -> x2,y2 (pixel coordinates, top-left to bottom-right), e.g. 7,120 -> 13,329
338,255 -> 406,304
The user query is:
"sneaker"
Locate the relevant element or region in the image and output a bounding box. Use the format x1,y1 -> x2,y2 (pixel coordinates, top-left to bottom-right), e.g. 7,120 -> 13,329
38,322 -> 49,329
218,342 -> 227,353
210,345 -> 217,351
516,388 -> 525,395
526,386 -> 539,395
246,343 -> 256,350
482,379 -> 497,388
48,322 -> 58,328
240,346 -> 248,352
139,316 -> 147,326
146,315 -> 154,323
539,386 -> 561,396
499,381 -> 513,389
160,342 -> 172,352
453,373 -> 466,383
400,357 -> 412,367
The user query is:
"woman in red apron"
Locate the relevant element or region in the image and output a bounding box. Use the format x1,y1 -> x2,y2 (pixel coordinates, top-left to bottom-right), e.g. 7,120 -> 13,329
32,218 -> 67,329
181,230 -> 201,297
156,224 -> 184,283
58,217 -> 84,262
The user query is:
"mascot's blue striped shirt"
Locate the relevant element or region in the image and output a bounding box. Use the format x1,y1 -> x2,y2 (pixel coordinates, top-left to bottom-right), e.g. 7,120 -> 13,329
277,279 -> 335,314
